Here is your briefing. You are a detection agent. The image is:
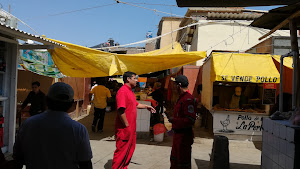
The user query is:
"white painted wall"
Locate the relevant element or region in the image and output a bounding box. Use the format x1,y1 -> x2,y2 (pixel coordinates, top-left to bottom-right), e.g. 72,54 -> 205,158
191,20 -> 290,66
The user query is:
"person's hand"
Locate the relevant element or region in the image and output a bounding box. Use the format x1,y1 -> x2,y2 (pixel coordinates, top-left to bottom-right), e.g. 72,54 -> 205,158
147,106 -> 156,113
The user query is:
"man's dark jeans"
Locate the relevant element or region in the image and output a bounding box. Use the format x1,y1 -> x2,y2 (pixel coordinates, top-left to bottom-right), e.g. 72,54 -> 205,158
92,108 -> 106,131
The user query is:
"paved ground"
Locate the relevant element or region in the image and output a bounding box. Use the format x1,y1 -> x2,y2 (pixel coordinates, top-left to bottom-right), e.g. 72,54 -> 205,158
78,111 -> 262,169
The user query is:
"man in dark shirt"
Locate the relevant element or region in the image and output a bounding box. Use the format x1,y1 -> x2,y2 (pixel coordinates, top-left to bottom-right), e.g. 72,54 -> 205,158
149,82 -> 164,125
13,82 -> 93,169
20,81 -> 46,116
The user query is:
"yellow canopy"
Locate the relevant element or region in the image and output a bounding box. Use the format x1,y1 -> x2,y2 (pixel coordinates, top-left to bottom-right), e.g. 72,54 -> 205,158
211,52 -> 280,83
272,55 -> 293,69
47,39 -> 206,77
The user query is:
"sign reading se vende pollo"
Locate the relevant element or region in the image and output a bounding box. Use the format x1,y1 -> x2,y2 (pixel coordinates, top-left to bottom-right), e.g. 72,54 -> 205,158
217,75 -> 279,83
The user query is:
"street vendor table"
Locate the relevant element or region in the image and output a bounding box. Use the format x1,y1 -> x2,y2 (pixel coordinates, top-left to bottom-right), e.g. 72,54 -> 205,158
212,110 -> 268,141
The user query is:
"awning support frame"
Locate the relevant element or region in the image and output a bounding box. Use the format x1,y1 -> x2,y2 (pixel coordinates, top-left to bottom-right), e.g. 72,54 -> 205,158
280,52 -> 293,113
258,9 -> 300,40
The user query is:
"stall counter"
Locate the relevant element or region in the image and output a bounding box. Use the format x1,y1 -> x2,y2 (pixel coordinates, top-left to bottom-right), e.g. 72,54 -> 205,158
136,101 -> 151,139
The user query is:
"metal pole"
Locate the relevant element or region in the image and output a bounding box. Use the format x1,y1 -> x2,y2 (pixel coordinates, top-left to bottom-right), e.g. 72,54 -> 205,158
280,52 -> 293,113
292,51 -> 297,109
289,19 -> 300,109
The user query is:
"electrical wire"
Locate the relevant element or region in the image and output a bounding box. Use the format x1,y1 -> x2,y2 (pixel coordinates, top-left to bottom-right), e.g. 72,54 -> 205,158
127,2 -> 177,7
205,26 -> 248,51
95,20 -> 259,50
26,3 -> 117,20
94,21 -> 202,49
115,0 -> 193,19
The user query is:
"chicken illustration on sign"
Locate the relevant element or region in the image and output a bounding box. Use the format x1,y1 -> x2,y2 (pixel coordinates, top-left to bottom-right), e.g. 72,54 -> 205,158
219,115 -> 234,133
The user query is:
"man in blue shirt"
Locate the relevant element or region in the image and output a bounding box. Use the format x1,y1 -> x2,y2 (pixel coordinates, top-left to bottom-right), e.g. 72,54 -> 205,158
13,82 -> 93,169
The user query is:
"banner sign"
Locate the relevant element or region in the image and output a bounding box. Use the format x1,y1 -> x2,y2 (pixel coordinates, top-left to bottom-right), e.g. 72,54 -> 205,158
218,75 -> 278,83
19,50 -> 64,78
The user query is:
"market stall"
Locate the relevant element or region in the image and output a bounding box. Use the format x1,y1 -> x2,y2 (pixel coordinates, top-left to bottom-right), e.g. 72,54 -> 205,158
201,52 -> 280,140
134,78 -> 155,138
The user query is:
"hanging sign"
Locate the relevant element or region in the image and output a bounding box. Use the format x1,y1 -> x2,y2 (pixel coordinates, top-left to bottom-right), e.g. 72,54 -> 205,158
262,83 -> 276,105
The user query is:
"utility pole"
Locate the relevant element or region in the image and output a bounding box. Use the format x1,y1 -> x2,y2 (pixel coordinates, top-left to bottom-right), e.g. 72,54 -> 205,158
289,19 -> 300,108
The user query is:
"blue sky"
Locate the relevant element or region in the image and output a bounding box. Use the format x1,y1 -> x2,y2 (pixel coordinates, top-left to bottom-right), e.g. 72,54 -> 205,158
0,0 -> 279,47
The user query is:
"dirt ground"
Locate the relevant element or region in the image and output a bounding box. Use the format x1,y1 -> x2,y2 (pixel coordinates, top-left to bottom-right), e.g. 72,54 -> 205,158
78,110 -> 261,169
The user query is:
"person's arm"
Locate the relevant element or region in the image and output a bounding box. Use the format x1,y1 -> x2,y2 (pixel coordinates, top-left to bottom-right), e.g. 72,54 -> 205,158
77,126 -> 93,169
42,93 -> 47,111
118,108 -> 129,127
20,92 -> 32,110
78,160 -> 93,169
89,93 -> 93,102
107,88 -> 112,102
137,104 -> 156,113
170,99 -> 196,129
89,88 -> 95,102
116,90 -> 130,127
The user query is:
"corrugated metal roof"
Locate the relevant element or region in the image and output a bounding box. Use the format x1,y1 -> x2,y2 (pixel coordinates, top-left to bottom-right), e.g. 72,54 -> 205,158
207,12 -> 262,20
188,7 -> 247,13
0,22 -> 64,46
185,8 -> 263,20
176,0 -> 299,7
251,2 -> 300,30
179,9 -> 263,27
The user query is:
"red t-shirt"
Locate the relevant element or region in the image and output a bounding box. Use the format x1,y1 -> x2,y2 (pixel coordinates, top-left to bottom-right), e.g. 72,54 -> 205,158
115,84 -> 139,131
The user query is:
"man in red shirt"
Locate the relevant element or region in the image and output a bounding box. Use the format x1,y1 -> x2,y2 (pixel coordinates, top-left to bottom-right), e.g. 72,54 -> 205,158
112,71 -> 156,169
169,75 -> 197,169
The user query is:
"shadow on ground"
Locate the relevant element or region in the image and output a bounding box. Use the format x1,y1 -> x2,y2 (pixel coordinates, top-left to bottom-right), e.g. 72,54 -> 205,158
253,141 -> 262,151
78,109 -> 214,147
78,111 -> 116,141
194,159 -> 260,169
104,159 -> 112,169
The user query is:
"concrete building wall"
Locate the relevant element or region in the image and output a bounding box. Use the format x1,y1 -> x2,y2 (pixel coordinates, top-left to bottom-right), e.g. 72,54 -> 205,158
145,39 -> 157,52
193,21 -> 290,66
159,18 -> 182,49
126,49 -> 145,54
183,65 -> 200,96
190,26 -> 199,52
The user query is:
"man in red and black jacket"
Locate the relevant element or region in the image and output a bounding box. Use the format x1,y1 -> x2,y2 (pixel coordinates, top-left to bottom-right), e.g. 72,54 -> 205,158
169,75 -> 197,169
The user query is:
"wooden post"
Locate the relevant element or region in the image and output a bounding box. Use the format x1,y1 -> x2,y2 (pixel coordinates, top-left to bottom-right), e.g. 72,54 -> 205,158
289,19 -> 300,108
75,101 -> 79,118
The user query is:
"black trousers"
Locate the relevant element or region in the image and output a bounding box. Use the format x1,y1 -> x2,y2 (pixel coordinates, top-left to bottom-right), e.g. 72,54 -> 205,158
150,104 -> 163,127
92,107 -> 106,131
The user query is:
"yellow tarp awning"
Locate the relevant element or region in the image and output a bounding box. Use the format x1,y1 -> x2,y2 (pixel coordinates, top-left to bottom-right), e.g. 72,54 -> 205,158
47,39 -> 206,77
211,52 -> 280,83
272,55 -> 293,69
